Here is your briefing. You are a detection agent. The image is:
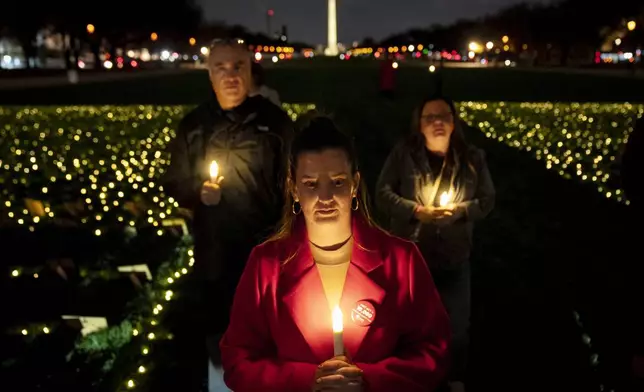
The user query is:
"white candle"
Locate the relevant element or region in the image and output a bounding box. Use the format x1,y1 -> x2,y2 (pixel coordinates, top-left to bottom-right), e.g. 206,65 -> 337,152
332,305 -> 344,356
439,190 -> 453,208
209,160 -> 219,183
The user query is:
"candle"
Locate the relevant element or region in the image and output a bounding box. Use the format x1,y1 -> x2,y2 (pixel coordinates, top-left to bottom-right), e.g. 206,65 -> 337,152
332,305 -> 344,356
439,190 -> 453,208
209,160 -> 219,183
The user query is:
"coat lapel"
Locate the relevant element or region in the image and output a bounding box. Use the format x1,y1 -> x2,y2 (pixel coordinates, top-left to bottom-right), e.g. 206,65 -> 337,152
279,218 -> 331,362
341,218 -> 386,360
279,216 -> 386,362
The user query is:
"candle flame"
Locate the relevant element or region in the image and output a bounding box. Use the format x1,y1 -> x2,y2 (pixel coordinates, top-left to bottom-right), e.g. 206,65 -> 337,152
209,160 -> 219,180
439,191 -> 453,207
332,306 -> 343,333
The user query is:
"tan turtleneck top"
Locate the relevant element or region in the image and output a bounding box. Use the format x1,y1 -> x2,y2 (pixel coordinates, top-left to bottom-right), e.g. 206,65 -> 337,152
311,238 -> 352,312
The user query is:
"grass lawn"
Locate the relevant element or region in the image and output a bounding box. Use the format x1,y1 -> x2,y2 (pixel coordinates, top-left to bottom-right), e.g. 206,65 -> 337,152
2,59 -> 644,106
1,62 -> 641,391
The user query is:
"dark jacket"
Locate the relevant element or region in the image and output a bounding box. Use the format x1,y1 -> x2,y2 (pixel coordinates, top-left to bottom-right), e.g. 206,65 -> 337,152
376,140 -> 495,269
162,96 -> 292,281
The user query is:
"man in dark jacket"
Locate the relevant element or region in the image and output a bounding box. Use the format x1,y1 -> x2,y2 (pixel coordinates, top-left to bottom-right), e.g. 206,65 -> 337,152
161,40 -> 292,344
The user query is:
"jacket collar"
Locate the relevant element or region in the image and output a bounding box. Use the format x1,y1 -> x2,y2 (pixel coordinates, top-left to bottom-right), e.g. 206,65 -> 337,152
206,94 -> 261,125
279,214 -> 383,280
278,214 -> 386,362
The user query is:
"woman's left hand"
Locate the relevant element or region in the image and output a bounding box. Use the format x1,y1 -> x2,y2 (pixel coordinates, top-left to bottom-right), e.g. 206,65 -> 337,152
435,204 -> 465,226
315,356 -> 363,391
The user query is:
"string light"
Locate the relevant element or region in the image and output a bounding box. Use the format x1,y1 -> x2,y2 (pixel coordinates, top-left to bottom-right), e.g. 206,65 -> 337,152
1,104 -> 313,391
460,101 -> 643,204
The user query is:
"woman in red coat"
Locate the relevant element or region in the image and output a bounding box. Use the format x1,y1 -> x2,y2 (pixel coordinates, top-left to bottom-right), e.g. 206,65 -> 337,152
220,115 -> 451,392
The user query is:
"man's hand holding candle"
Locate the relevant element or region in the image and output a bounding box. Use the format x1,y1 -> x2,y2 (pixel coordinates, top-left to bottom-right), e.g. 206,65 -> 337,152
201,160 -> 224,206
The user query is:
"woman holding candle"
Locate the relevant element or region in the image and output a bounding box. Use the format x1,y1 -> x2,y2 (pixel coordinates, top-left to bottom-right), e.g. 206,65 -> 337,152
376,95 -> 495,392
220,115 -> 450,391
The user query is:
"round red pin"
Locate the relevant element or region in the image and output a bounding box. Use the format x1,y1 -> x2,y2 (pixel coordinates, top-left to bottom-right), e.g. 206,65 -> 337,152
351,300 -> 376,327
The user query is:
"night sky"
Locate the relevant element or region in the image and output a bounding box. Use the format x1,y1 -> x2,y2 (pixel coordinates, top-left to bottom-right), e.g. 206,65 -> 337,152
197,0 -> 551,45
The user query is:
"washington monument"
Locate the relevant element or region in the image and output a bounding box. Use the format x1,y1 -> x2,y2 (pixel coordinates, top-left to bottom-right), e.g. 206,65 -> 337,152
326,0 -> 338,56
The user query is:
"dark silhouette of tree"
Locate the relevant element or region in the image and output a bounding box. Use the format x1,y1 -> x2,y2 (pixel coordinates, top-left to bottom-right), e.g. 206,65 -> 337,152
377,0 -> 644,65
0,0 -> 202,69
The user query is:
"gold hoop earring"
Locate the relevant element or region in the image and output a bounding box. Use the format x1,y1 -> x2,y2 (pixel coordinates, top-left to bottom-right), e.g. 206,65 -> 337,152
292,201 -> 301,215
351,196 -> 359,211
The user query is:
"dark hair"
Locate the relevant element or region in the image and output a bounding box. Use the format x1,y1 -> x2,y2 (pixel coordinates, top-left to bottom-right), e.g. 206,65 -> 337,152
270,113 -> 373,241
409,95 -> 467,151
408,94 -> 477,185
251,62 -> 265,87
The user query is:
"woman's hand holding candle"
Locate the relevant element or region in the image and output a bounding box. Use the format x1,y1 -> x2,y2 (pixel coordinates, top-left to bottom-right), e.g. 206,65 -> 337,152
313,356 -> 363,392
311,307 -> 362,391
414,205 -> 453,224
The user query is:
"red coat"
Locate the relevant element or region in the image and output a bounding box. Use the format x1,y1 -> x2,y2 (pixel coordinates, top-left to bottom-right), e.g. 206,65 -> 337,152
220,215 -> 451,391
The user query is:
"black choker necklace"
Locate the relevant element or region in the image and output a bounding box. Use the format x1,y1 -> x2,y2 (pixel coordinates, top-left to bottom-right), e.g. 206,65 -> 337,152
310,235 -> 353,252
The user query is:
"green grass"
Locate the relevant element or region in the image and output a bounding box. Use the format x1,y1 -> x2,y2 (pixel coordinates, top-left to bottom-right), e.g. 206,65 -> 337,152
2,60 -> 644,105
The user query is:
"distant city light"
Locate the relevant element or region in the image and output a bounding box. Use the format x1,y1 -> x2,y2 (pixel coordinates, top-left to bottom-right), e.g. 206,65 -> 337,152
614,38 -> 622,46
486,41 -> 494,50
130,60 -> 138,68
429,65 -> 436,72
160,50 -> 170,60
86,24 -> 95,34
503,45 -> 510,51
103,60 -> 113,69
254,52 -> 263,61
151,32 -> 158,41
468,51 -> 475,59
392,61 -> 399,69
339,54 -> 345,60
468,41 -> 482,53
627,20 -> 636,31
200,46 -> 209,55
272,56 -> 278,63
408,45 -> 415,52
505,59 -> 511,66
502,35 -> 509,43
189,37 -> 196,46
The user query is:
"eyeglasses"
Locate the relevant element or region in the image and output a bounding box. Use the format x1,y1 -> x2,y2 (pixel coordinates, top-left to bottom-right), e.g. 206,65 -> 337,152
209,38 -> 248,52
421,112 -> 454,123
